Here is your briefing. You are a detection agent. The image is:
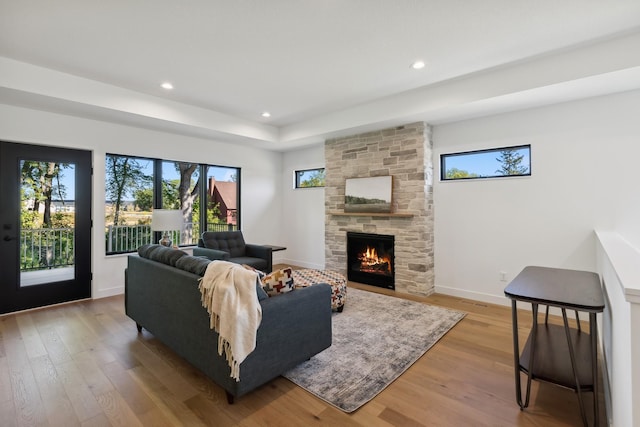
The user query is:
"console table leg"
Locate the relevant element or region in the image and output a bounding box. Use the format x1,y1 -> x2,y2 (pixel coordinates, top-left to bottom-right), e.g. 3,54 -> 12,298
562,309 -> 588,427
511,300 -> 523,409
523,303 -> 538,409
591,312 -> 599,427
575,310 -> 581,332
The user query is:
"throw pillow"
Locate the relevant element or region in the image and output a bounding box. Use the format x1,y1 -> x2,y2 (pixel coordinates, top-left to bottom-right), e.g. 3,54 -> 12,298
261,267 -> 295,297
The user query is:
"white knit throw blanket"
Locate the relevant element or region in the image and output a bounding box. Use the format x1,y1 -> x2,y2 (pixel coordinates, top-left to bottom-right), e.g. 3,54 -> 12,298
198,261 -> 262,381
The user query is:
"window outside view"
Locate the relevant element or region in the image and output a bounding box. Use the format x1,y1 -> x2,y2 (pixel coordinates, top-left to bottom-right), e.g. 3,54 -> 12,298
17,156 -> 240,276
105,155 -> 239,254
295,168 -> 325,188
441,145 -> 531,181
20,161 -> 76,282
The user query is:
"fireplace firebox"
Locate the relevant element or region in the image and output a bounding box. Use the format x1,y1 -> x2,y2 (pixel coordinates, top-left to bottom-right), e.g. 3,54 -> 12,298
346,232 -> 394,290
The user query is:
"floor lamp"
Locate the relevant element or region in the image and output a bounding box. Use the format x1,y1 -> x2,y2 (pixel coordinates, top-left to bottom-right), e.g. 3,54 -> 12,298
151,209 -> 183,247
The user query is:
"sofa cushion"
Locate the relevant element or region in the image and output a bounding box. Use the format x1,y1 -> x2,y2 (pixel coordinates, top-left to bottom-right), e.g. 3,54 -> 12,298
255,281 -> 269,301
150,246 -> 188,266
261,267 -> 295,297
175,255 -> 211,276
201,231 -> 246,258
138,244 -> 187,266
137,243 -> 157,258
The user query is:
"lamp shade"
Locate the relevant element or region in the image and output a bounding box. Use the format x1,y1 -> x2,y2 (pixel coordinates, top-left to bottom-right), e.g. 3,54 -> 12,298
151,209 -> 183,231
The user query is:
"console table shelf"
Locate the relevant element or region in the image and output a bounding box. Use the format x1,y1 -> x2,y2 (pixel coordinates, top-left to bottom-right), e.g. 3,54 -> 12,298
329,211 -> 414,218
520,323 -> 594,390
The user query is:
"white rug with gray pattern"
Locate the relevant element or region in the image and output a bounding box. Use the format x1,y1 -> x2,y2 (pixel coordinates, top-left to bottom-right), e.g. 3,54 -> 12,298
283,287 -> 465,412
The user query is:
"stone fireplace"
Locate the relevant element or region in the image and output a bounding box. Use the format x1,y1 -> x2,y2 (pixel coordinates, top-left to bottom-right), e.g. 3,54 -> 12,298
324,122 -> 434,296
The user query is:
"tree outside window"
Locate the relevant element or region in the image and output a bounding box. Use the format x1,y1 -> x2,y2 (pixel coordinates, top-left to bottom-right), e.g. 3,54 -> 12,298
295,168 -> 325,188
105,154 -> 240,254
441,145 -> 530,181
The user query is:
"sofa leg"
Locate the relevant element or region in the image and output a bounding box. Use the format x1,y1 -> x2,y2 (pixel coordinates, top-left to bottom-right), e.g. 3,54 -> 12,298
226,391 -> 234,404
136,323 -> 142,333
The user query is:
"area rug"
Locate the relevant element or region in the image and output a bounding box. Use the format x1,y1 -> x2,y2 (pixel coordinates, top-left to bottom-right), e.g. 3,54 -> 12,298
282,288 -> 465,412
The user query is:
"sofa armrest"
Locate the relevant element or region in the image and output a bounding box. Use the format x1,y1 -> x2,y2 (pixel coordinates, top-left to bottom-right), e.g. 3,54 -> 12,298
245,244 -> 272,259
235,283 -> 332,395
193,247 -> 230,261
245,244 -> 272,271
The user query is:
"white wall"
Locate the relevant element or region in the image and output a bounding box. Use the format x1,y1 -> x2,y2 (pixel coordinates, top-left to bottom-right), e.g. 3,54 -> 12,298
275,93 -> 640,426
276,90 -> 640,289
432,90 -> 640,304
280,144 -> 325,269
12,86 -> 634,302
0,104 -> 283,299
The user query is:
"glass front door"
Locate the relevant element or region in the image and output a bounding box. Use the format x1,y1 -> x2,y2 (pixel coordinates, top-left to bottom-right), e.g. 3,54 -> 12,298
0,142 -> 92,314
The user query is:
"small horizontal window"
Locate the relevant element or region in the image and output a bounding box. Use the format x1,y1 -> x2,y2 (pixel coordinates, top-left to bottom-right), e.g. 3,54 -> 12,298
441,145 -> 531,181
295,168 -> 325,188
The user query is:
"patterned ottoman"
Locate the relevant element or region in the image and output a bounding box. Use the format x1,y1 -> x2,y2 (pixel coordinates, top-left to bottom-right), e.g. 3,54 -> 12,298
292,269 -> 347,312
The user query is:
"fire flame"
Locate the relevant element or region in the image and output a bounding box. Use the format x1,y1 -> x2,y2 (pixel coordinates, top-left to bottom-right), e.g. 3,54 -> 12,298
357,246 -> 391,273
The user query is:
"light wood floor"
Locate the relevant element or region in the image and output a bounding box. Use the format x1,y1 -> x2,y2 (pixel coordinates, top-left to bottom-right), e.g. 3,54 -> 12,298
0,276 -> 606,426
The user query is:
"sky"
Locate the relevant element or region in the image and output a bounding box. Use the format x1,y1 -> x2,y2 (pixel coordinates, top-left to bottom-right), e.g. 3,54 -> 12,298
160,162 -> 237,183
28,159 -> 237,201
31,148 -> 529,201
442,146 -> 530,178
20,161 -> 77,201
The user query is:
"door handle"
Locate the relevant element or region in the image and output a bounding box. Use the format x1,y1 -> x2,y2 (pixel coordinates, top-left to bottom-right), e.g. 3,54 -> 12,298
3,235 -> 15,241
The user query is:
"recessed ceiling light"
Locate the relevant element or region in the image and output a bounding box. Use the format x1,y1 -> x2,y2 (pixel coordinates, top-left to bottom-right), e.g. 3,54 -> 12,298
161,82 -> 174,90
261,111 -> 271,118
411,60 -> 426,70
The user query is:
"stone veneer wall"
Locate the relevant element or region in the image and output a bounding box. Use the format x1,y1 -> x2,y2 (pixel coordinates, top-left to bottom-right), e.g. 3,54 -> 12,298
324,122 -> 434,296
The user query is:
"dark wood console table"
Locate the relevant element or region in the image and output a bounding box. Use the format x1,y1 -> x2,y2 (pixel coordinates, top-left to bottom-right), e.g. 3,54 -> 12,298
504,266 -> 604,427
263,245 -> 286,252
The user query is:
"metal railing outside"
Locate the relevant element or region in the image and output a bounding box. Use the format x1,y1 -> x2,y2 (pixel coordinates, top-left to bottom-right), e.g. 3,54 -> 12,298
20,228 -> 75,271
19,222 -> 239,270
105,224 -> 153,253
105,222 -> 237,253
206,223 -> 237,232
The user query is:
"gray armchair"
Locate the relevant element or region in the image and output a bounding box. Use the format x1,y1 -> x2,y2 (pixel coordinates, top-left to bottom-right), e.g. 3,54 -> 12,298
193,231 -> 272,272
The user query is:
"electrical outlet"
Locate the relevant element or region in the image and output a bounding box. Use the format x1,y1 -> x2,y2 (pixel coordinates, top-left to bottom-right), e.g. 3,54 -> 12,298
500,271 -> 507,282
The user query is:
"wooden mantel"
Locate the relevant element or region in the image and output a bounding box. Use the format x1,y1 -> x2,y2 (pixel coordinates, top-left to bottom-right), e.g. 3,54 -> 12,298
328,211 -> 414,218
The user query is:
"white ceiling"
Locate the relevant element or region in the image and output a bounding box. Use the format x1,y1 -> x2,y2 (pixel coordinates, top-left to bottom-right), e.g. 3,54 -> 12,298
1,1 -> 640,150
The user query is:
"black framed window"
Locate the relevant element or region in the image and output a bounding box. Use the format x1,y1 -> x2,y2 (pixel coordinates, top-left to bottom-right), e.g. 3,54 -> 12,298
295,168 -> 325,188
105,154 -> 240,254
441,145 -> 531,181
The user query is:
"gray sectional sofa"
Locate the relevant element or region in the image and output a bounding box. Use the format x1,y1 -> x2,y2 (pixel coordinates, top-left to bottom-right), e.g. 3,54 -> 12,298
125,244 -> 332,402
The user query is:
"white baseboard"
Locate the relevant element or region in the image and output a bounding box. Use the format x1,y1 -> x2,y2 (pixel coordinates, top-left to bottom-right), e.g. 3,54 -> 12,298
93,286 -> 124,299
435,285 -> 511,307
435,285 -> 591,320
